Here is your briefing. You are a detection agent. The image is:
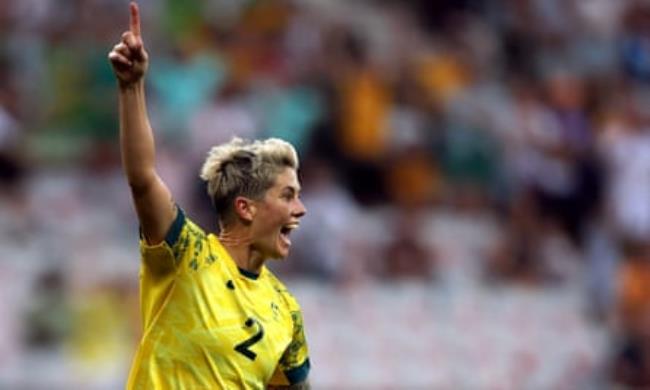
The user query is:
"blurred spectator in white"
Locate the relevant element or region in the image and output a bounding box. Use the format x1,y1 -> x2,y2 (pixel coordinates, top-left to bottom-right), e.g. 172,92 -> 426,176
600,88 -> 650,242
523,70 -> 599,244
422,185 -> 502,289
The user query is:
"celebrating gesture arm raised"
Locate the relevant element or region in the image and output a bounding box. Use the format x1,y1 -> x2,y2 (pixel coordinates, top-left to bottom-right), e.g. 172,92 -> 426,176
108,2 -> 176,245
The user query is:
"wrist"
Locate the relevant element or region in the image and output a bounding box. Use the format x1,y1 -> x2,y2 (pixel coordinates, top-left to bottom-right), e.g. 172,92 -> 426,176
118,79 -> 145,93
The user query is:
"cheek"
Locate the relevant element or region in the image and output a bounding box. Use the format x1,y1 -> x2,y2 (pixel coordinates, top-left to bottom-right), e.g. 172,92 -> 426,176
255,206 -> 285,234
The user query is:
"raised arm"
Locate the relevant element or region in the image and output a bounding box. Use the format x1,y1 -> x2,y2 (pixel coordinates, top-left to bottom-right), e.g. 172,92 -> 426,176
108,2 -> 176,244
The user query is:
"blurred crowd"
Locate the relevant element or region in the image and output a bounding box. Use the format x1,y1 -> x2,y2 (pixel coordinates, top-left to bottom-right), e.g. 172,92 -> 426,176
3,0 -> 650,387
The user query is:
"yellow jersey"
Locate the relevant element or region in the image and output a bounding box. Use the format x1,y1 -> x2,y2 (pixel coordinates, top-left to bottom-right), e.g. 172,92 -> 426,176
126,209 -> 310,389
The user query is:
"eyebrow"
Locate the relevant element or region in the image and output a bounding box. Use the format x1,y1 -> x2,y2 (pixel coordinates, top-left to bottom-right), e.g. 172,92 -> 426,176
282,185 -> 301,195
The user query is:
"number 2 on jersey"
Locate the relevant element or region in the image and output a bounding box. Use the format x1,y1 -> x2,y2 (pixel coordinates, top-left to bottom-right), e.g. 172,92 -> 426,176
235,318 -> 264,361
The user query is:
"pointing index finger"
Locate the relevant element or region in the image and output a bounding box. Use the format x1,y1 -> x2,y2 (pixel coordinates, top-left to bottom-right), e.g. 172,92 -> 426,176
130,2 -> 141,38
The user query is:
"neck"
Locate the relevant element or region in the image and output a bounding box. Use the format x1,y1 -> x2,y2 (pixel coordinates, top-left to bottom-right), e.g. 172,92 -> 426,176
218,226 -> 266,274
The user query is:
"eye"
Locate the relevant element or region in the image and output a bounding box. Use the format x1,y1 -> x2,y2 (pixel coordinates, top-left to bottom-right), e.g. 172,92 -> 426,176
281,187 -> 299,202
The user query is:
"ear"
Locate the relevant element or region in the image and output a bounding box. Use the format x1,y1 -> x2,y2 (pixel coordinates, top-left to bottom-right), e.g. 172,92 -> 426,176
233,196 -> 257,223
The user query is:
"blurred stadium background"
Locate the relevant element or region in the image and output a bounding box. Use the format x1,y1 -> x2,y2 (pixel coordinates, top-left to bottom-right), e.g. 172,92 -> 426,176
3,0 -> 650,388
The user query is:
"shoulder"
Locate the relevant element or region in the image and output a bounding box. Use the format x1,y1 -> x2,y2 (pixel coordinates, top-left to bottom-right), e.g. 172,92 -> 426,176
142,207 -> 207,248
265,270 -> 301,313
174,211 -> 207,245
139,208 -> 211,272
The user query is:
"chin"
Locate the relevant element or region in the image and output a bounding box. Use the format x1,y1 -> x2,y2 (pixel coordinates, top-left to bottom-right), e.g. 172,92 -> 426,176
269,248 -> 289,260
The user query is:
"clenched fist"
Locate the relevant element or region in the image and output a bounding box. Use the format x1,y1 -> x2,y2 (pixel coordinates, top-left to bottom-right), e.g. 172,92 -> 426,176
108,2 -> 148,88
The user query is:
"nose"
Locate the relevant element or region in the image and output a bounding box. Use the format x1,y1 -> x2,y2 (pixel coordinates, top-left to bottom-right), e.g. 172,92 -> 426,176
294,198 -> 306,218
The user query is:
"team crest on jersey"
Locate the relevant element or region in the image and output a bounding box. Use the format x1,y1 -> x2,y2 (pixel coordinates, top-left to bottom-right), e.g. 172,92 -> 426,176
271,302 -> 280,320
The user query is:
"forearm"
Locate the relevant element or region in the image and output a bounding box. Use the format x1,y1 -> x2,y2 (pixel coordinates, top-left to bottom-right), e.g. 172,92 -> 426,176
119,80 -> 156,190
110,2 -> 175,244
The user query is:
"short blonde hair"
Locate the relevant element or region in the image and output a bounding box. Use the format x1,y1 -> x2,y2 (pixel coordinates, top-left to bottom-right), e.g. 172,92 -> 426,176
200,137 -> 299,225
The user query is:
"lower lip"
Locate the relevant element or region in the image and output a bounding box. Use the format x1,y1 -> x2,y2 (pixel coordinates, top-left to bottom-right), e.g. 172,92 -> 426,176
280,234 -> 291,247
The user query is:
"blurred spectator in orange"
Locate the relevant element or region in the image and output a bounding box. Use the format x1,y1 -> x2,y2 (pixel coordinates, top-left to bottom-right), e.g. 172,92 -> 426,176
385,147 -> 441,208
328,30 -> 391,204
611,244 -> 650,387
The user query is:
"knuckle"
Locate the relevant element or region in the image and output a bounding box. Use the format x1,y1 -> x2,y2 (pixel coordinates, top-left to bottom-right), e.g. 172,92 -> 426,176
122,35 -> 134,45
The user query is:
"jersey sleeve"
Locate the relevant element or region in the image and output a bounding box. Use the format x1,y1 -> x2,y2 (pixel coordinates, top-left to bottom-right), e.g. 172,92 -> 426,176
139,207 -> 206,274
268,309 -> 311,386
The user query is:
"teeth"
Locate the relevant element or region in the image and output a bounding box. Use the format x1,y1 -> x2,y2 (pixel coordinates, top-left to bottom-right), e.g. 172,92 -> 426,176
285,223 -> 299,229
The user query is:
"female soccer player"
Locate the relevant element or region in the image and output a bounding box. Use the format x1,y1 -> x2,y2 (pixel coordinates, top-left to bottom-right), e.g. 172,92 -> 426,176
108,3 -> 311,389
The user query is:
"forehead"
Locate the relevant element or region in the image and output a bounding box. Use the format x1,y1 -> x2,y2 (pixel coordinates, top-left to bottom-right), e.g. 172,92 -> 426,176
270,168 -> 300,191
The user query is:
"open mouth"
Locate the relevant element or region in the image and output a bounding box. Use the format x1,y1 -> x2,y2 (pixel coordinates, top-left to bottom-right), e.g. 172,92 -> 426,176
279,222 -> 299,246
